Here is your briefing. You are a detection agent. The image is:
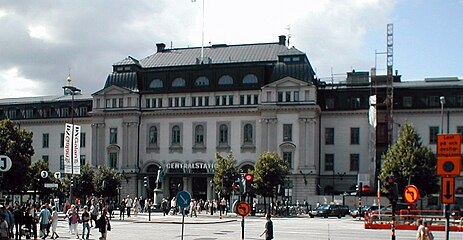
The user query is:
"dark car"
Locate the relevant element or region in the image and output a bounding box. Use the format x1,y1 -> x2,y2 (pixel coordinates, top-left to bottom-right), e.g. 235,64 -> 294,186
309,204 -> 349,218
350,205 -> 379,218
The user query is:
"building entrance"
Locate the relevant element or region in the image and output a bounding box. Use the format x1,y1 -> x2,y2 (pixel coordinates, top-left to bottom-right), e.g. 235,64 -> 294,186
192,177 -> 207,201
169,177 -> 183,199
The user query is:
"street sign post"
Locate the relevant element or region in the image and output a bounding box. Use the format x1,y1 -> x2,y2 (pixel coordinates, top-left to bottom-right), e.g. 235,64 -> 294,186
437,134 -> 461,176
403,185 -> 420,204
176,191 -> 191,240
441,177 -> 456,204
0,155 -> 12,172
236,202 -> 251,240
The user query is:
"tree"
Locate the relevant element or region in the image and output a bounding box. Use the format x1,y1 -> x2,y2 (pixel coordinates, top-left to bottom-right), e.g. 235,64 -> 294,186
93,166 -> 122,199
213,152 -> 240,198
73,164 -> 95,201
0,119 -> 34,192
253,151 -> 289,198
379,123 -> 439,198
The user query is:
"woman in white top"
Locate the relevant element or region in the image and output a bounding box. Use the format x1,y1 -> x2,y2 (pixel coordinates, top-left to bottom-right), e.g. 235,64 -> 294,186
51,206 -> 59,239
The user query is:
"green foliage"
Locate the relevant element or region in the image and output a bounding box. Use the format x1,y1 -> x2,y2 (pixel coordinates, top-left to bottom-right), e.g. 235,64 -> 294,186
213,152 -> 240,197
93,165 -> 122,198
0,119 -> 34,192
253,151 -> 289,197
379,123 -> 438,196
73,164 -> 95,199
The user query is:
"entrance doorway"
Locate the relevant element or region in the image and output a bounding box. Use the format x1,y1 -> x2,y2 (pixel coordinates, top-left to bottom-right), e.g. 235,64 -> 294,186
169,177 -> 183,199
192,177 -> 207,201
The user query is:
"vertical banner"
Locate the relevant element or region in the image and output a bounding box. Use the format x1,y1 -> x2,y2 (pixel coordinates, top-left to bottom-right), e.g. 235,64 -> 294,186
73,125 -> 81,175
64,123 -> 73,174
64,123 -> 81,174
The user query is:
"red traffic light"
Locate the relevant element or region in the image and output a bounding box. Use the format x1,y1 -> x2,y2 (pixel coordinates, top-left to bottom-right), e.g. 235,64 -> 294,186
244,174 -> 253,181
387,176 -> 394,184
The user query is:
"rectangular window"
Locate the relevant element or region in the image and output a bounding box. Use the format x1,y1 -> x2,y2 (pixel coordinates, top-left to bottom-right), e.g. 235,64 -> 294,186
294,91 -> 300,102
109,152 -> 118,169
403,96 -> 413,108
351,97 -> 361,109
60,133 -> 65,148
42,133 -> 49,148
60,155 -> 64,170
204,96 -> 209,106
42,155 -> 49,163
457,126 -> 463,141
192,97 -> 196,106
229,95 -> 234,105
96,99 -> 101,108
119,98 -> 123,108
127,97 -> 132,106
79,106 -> 87,116
215,96 -> 220,106
25,109 -> 34,118
350,154 -> 360,171
60,107 -> 69,117
283,124 -> 292,141
283,152 -> 293,169
325,128 -> 334,145
305,90 -> 310,101
240,95 -> 245,105
351,128 -> 360,144
277,92 -> 283,102
80,132 -> 86,148
247,95 -> 252,105
325,154 -> 334,171
456,95 -> 463,107
254,94 -> 258,104
112,98 -> 117,108
429,126 -> 439,144
168,97 -> 173,107
181,97 -> 186,107
80,155 -> 86,166
158,98 -> 163,108
146,98 -> 151,108
110,128 -> 117,144
105,99 -> 110,108
285,91 -> 291,102
427,96 -> 440,107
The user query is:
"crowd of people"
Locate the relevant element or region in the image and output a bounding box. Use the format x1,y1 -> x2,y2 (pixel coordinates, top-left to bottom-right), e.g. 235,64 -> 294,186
0,196 -> 112,240
159,197 -> 230,217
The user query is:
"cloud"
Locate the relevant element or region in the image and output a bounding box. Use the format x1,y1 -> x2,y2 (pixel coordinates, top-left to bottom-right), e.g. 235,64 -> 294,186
0,68 -> 46,98
0,0 -> 396,98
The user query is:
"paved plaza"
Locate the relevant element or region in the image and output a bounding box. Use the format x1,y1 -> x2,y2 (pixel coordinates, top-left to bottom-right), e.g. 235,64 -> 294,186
41,211 -> 463,240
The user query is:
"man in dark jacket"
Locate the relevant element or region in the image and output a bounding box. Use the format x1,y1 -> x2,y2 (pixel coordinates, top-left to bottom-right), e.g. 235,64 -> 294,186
13,204 -> 24,240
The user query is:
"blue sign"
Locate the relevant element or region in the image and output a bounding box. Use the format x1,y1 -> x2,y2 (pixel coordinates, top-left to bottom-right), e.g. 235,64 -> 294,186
176,191 -> 191,208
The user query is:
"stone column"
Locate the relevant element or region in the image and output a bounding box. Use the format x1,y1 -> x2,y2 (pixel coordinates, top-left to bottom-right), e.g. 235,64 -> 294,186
91,122 -> 105,167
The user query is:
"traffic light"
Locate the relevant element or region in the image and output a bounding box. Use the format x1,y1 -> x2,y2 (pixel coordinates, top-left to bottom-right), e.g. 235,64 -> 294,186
244,174 -> 253,194
70,177 -> 74,187
356,182 -> 363,197
143,176 -> 148,188
386,176 -> 399,203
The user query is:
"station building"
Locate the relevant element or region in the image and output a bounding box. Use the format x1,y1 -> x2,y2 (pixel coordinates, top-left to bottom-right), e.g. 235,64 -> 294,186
1,35 -> 462,203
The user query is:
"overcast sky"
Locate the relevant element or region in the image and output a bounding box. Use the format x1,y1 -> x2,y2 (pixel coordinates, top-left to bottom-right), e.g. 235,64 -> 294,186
0,0 -> 462,99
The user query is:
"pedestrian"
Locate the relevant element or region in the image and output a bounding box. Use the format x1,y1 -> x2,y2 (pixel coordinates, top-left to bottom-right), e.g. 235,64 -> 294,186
161,199 -> 168,216
416,219 -> 426,240
90,201 -> 99,228
13,204 -> 24,240
38,204 -> 51,239
139,197 -> 145,213
81,206 -> 91,240
0,213 -> 9,240
50,207 -> 59,239
125,195 -> 133,218
259,213 -> 274,240
119,199 -> 126,220
424,221 -> 433,240
133,197 -> 139,217
69,205 -> 80,239
97,209 -> 110,240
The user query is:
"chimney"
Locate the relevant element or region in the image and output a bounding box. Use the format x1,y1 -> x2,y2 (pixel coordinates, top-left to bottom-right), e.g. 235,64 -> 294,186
156,43 -> 166,52
278,35 -> 286,46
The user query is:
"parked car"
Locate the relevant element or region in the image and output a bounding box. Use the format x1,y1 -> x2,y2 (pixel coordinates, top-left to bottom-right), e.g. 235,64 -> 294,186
309,204 -> 349,218
350,205 -> 379,218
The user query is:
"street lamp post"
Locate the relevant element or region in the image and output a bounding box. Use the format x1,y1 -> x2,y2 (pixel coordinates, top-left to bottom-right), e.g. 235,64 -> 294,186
440,96 -> 446,134
62,75 -> 81,205
440,96 -> 451,240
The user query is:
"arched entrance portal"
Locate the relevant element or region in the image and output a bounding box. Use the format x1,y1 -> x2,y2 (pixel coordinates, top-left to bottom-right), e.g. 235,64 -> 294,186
191,167 -> 207,201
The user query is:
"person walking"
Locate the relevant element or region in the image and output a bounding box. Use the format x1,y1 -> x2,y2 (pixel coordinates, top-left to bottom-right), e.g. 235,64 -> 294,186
0,213 -> 9,240
50,207 -> 59,240
38,205 -> 51,239
13,204 -> 24,240
125,195 -> 133,218
260,213 -> 274,240
69,205 -> 80,239
81,206 -> 91,240
97,209 -> 110,240
90,202 -> 99,228
416,219 -> 426,240
119,199 -> 125,220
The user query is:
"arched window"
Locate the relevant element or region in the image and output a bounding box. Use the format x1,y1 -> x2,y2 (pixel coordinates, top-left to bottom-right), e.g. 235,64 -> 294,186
219,124 -> 228,144
149,79 -> 163,89
149,126 -> 157,144
242,74 -> 258,84
172,78 -> 186,87
172,125 -> 181,144
195,125 -> 204,144
244,124 -> 253,144
194,76 -> 209,86
218,75 -> 233,85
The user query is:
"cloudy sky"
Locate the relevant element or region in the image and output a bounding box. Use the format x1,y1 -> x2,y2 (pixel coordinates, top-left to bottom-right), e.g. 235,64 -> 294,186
0,0 -> 462,98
